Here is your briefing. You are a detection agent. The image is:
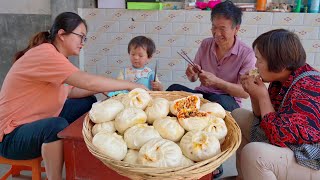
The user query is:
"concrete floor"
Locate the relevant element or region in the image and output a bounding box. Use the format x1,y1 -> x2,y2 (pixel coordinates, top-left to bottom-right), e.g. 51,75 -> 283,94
0,163 -> 44,179
0,155 -> 237,180
0,163 -> 63,180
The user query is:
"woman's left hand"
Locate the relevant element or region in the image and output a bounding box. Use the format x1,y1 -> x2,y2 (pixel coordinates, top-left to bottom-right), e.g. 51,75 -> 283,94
240,74 -> 268,99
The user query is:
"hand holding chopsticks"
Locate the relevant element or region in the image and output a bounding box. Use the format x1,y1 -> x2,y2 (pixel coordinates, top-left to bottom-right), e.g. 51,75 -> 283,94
177,50 -> 202,73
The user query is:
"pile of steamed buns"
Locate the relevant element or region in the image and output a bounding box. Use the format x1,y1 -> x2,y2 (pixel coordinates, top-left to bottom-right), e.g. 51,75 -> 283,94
89,88 -> 228,168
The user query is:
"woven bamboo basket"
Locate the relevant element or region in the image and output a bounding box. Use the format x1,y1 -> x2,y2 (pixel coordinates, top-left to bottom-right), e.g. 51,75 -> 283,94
83,91 -> 241,180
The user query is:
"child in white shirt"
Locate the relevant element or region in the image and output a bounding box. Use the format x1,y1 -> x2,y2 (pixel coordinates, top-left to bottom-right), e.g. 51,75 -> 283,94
108,36 -> 162,97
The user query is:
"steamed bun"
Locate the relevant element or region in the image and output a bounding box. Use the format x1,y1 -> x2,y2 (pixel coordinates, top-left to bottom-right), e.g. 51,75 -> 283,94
204,117 -> 228,144
177,109 -> 210,131
92,132 -> 127,161
122,88 -> 152,110
180,131 -> 221,162
170,95 -> 200,116
89,99 -> 124,123
153,116 -> 185,142
123,149 -> 139,164
92,121 -> 116,136
145,98 -> 170,124
200,102 -> 226,119
115,107 -> 147,134
124,124 -> 161,149
138,138 -> 182,167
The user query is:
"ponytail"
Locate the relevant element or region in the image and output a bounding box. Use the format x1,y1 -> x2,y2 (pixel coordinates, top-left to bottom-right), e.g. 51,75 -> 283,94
13,31 -> 50,63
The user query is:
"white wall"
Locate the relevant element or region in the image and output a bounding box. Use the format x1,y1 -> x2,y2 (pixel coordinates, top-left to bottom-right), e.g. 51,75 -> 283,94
0,0 -> 50,14
78,9 -> 320,109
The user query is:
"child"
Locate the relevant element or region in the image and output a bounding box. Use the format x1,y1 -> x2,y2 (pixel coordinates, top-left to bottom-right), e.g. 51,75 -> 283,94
108,36 -> 163,97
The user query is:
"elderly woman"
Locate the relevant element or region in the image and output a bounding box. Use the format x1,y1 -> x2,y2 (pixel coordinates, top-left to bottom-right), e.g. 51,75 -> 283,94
232,29 -> 320,180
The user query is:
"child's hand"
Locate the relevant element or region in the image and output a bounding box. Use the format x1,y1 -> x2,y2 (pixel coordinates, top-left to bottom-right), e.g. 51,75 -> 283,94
151,81 -> 163,91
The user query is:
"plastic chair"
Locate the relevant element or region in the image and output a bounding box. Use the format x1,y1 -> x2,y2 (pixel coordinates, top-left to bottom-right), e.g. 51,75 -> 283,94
0,156 -> 45,180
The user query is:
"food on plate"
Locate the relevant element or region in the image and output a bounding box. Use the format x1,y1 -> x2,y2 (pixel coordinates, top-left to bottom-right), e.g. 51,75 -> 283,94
138,138 -> 182,167
124,124 -> 161,149
153,116 -> 185,142
92,121 -> 116,136
115,107 -> 147,134
180,131 -> 221,162
145,97 -> 170,124
92,132 -> 127,161
170,95 -> 201,115
89,99 -> 124,123
177,109 -> 210,131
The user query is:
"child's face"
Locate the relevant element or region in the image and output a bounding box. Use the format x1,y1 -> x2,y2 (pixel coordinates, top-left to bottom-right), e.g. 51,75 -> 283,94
129,46 -> 151,68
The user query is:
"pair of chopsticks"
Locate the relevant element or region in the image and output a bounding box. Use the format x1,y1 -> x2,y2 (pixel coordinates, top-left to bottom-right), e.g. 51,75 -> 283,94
177,50 -> 202,73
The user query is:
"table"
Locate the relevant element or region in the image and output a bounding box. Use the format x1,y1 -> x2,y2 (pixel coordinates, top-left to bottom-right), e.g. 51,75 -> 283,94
57,114 -> 213,180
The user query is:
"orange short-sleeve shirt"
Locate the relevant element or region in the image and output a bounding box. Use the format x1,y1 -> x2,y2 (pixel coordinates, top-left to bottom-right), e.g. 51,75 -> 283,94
0,43 -> 79,142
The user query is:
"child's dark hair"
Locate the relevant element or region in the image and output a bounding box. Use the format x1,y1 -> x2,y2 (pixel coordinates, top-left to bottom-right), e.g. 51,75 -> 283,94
13,12 -> 87,63
127,36 -> 156,58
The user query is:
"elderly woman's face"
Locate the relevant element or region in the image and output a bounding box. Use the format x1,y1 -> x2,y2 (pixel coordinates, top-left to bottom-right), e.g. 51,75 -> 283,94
254,46 -> 272,82
254,46 -> 291,83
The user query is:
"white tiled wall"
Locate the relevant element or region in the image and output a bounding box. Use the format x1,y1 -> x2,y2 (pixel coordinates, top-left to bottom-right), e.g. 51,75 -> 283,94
79,9 -> 320,109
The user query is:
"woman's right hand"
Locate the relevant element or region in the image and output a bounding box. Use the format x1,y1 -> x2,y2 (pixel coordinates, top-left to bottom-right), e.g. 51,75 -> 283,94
240,73 -> 268,100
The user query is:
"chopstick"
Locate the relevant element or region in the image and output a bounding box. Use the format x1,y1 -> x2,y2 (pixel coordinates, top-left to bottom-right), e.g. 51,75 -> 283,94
100,92 -> 109,101
154,60 -> 158,82
101,92 -> 108,97
177,51 -> 202,73
181,50 -> 195,66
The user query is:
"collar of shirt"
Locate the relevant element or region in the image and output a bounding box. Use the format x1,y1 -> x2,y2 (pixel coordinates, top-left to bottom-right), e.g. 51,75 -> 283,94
269,64 -> 315,109
130,66 -> 146,70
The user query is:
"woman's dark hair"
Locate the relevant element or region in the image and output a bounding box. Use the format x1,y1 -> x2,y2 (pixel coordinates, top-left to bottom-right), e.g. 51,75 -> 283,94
127,36 -> 156,58
13,12 -> 87,63
211,0 -> 242,27
252,29 -> 306,72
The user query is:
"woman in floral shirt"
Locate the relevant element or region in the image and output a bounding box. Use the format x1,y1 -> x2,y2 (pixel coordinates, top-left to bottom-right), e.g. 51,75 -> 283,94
232,29 -> 320,180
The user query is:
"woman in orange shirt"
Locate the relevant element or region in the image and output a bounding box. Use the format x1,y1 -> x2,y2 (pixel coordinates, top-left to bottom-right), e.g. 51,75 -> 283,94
0,12 -> 146,180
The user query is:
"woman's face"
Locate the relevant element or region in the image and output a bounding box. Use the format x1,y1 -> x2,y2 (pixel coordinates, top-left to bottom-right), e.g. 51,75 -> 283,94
254,46 -> 292,83
63,23 -> 87,56
254,46 -> 276,82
